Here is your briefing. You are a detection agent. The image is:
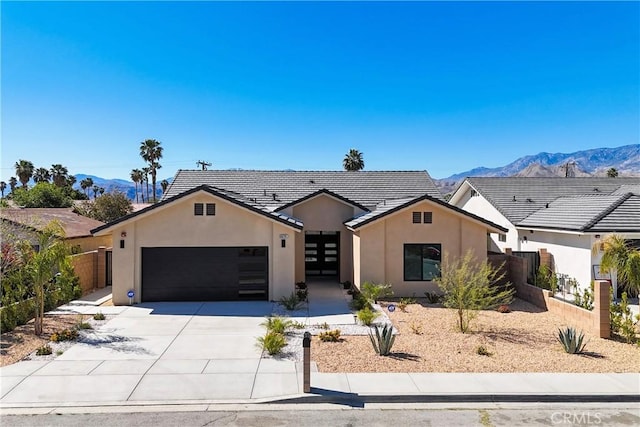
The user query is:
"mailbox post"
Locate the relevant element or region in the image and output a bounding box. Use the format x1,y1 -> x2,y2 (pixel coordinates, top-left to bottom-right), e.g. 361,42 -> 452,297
303,331 -> 311,393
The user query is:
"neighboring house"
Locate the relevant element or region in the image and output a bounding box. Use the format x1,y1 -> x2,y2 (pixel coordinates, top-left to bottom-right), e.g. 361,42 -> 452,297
92,170 -> 506,305
449,177 -> 640,295
0,208 -> 112,253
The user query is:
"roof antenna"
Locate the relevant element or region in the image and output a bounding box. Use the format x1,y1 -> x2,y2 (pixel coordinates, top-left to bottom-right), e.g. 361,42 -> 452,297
512,196 -> 517,202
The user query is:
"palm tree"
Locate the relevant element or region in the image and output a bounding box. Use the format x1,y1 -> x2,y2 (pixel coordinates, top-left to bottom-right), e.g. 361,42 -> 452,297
98,187 -> 105,196
160,179 -> 169,194
593,234 -> 640,297
139,139 -> 164,202
0,181 -> 6,198
80,177 -> 94,196
92,185 -> 100,200
9,177 -> 18,194
33,167 -> 51,183
50,164 -> 69,187
130,169 -> 143,203
142,166 -> 151,203
343,149 -> 365,171
15,159 -> 35,188
66,175 -> 76,188
607,168 -> 619,178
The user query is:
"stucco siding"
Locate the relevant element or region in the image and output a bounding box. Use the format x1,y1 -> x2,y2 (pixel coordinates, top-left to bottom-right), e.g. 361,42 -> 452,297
291,194 -> 355,282
110,192 -> 297,304
454,187 -> 518,251
356,200 -> 490,297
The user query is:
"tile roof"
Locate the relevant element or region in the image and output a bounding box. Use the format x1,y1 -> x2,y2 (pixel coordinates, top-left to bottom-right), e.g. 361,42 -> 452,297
462,177 -> 640,224
162,170 -> 442,209
91,185 -> 303,235
613,184 -> 640,196
344,195 -> 508,232
516,194 -> 635,231
0,208 -> 105,238
589,194 -> 640,232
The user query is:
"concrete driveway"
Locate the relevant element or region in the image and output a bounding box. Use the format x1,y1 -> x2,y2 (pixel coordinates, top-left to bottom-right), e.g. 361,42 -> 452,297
0,301 -> 305,405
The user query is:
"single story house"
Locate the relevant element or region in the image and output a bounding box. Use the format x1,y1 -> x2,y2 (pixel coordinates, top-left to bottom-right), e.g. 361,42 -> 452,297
92,170 -> 507,305
0,207 -> 111,253
449,177 -> 640,295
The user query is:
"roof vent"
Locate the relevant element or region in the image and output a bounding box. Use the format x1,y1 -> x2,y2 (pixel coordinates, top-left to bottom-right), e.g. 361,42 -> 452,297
263,189 -> 267,196
272,193 -> 277,201
512,196 -> 517,202
526,198 -> 533,203
545,203 -> 549,208
309,179 -> 315,184
593,188 -> 600,192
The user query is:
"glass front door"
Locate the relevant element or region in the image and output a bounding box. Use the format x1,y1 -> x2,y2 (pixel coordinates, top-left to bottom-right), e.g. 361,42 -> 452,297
304,231 -> 339,277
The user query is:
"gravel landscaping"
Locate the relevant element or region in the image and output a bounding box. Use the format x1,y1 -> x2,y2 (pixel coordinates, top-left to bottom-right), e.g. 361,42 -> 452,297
310,298 -> 640,373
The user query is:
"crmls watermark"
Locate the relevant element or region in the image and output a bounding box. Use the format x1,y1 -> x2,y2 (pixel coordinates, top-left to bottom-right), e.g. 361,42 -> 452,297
551,411 -> 603,425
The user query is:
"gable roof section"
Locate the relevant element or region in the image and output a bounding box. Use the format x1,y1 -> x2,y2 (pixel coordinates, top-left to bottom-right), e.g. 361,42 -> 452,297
516,193 -> 635,232
589,195 -> 640,232
344,194 -> 508,233
91,185 -> 303,235
276,188 -> 369,212
162,170 -> 442,209
0,208 -> 105,239
457,177 -> 640,225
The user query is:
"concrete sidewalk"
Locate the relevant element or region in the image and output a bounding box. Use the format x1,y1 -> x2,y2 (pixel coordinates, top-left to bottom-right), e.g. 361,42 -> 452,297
1,284 -> 638,413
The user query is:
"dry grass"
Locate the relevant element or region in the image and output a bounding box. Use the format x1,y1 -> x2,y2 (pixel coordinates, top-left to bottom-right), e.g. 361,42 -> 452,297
312,298 -> 640,373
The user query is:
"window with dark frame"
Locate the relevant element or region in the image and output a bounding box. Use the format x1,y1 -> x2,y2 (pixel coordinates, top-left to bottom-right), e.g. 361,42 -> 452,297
498,234 -> 506,242
412,212 -> 421,223
404,243 -> 442,281
206,203 -> 216,216
423,212 -> 433,223
194,203 -> 204,216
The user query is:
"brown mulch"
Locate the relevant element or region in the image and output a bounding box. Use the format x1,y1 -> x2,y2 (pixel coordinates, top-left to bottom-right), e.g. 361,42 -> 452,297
312,298 -> 640,373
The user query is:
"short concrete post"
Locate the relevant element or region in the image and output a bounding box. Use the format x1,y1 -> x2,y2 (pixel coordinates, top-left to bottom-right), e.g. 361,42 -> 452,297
303,331 -> 311,393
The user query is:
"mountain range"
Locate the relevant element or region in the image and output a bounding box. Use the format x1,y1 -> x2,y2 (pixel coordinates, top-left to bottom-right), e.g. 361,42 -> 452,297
435,144 -> 640,194
70,144 -> 639,200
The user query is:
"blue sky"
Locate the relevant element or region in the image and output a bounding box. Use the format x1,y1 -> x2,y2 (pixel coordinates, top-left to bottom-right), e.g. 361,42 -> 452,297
1,1 -> 638,181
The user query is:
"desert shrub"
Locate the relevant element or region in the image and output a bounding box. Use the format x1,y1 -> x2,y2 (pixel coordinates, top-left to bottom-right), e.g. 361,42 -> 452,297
93,312 -> 106,321
611,292 -> 640,344
350,293 -> 370,311
557,326 -> 587,354
357,306 -> 379,326
476,345 -> 492,356
315,322 -> 330,330
296,288 -> 308,301
261,316 -> 293,335
50,328 -> 79,342
368,323 -> 395,356
36,344 -> 52,356
574,282 -> 594,310
497,305 -> 511,313
77,322 -> 92,330
409,322 -> 423,335
290,320 -> 306,330
398,296 -> 416,312
318,329 -> 341,342
536,265 -> 557,294
341,280 -> 352,290
361,282 -> 393,304
279,292 -> 304,311
424,291 -> 442,304
256,331 -> 287,355
435,250 -> 515,333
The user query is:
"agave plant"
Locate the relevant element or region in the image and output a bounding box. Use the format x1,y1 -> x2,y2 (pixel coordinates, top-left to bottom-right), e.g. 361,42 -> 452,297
557,326 -> 587,354
368,323 -> 396,356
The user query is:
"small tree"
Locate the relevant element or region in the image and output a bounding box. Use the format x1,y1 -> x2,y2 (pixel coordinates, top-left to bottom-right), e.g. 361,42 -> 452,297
77,191 -> 133,223
606,168 -> 619,178
19,221 -> 69,335
435,250 -> 515,333
11,182 -> 73,208
594,234 -> 640,297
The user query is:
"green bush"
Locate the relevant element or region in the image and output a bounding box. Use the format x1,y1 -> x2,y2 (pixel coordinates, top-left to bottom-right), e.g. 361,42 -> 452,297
50,328 -> 79,342
93,312 -> 106,321
279,292 -> 304,311
256,331 -> 287,355
611,292 -> 640,344
318,329 -> 341,342
574,282 -> 594,310
357,306 -> 379,326
261,316 -> 293,335
476,345 -> 492,356
536,265 -> 557,294
350,293 -> 370,311
361,282 -> 393,304
424,292 -> 442,304
11,183 -> 72,208
36,344 -> 52,356
368,324 -> 395,356
557,326 -> 587,354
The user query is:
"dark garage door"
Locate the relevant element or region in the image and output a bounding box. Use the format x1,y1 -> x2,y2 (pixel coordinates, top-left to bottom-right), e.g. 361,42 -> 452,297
142,247 -> 268,302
